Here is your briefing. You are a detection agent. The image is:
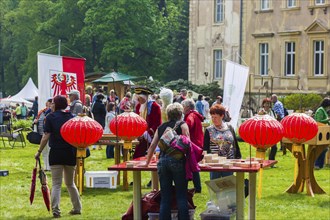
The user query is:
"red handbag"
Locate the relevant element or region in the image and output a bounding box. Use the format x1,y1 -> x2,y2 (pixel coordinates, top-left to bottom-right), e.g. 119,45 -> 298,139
122,187 -> 196,220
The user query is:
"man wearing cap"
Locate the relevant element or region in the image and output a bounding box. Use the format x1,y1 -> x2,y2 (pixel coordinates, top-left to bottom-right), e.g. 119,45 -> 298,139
133,87 -> 162,159
68,90 -> 83,116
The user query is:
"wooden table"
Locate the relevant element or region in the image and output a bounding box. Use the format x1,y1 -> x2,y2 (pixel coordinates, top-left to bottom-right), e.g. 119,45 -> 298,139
108,157 -> 276,220
96,134 -> 139,190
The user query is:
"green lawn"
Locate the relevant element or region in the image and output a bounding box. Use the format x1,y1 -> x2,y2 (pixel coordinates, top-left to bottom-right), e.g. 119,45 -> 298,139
0,136 -> 329,219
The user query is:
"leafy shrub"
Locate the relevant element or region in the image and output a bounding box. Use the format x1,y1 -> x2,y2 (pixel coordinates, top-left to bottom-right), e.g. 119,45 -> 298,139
12,119 -> 33,131
281,93 -> 323,111
136,78 -> 223,102
194,82 -> 223,101
164,79 -> 223,101
164,79 -> 195,92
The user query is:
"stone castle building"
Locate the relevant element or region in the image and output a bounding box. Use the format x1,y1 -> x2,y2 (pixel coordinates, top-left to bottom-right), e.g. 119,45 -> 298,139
189,0 -> 330,110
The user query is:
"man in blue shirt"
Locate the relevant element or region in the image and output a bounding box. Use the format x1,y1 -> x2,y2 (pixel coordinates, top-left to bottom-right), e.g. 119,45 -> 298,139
195,94 -> 204,117
271,94 -> 284,121
271,94 -> 285,157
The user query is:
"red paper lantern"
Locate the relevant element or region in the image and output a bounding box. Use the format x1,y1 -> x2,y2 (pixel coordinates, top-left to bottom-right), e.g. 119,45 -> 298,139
239,114 -> 284,150
110,111 -> 147,141
281,113 -> 318,144
239,114 -> 284,198
60,115 -> 103,195
60,115 -> 104,149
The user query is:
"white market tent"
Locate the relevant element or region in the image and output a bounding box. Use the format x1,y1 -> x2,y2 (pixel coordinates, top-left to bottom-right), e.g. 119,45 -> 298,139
11,77 -> 38,101
0,77 -> 37,108
0,96 -> 33,108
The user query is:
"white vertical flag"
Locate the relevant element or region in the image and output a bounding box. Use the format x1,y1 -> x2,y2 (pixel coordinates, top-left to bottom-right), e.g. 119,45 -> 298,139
37,53 -> 85,111
223,60 -> 249,130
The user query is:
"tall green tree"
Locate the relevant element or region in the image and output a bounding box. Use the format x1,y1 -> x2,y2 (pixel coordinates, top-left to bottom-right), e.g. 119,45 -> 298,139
164,0 -> 189,81
78,0 -> 179,79
1,0 -> 189,96
2,0 -> 54,95
2,0 -> 86,95
0,0 -> 21,96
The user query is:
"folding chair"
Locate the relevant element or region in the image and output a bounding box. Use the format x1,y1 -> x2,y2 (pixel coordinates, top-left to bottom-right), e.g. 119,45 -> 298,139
0,118 -> 26,148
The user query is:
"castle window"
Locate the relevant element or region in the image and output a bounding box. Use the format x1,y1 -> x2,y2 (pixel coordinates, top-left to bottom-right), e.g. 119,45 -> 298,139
285,42 -> 296,76
259,43 -> 269,75
215,0 -> 224,23
214,50 -> 223,79
261,0 -> 270,10
313,40 -> 324,75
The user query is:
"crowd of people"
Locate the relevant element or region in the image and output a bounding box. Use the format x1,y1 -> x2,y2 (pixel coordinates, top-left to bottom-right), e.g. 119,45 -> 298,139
0,96 -> 38,121
27,86 -> 232,218
1,85 -> 328,219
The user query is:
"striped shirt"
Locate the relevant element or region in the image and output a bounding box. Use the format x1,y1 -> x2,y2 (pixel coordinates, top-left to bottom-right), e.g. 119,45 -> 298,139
273,101 -> 284,120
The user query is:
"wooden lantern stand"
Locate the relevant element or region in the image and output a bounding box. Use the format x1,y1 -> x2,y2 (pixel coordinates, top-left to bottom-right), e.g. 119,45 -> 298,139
284,143 -> 328,196
122,140 -> 132,191
255,148 -> 267,199
75,148 -> 86,195
256,148 -> 266,159
283,123 -> 330,196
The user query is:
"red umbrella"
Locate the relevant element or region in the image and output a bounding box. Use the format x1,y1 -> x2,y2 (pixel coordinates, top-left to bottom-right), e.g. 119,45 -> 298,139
29,159 -> 38,205
38,160 -> 51,212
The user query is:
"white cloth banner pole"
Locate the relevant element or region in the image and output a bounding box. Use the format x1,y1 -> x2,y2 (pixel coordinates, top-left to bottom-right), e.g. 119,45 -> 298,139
37,53 -> 63,112
223,60 -> 249,130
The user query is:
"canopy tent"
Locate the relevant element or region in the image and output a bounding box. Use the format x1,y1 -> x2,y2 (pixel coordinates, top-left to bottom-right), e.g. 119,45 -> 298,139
0,78 -> 37,108
12,78 -> 38,101
0,96 -> 33,108
93,72 -> 145,98
92,72 -> 145,83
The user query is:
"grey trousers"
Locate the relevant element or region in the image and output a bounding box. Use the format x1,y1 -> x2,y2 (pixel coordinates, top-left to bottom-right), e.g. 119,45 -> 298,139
41,143 -> 50,170
50,165 -> 82,215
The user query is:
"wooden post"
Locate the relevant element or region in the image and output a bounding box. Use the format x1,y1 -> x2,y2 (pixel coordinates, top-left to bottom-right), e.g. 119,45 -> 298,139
249,173 -> 257,220
115,144 -> 121,185
75,148 -> 86,195
236,172 -> 245,220
133,171 -> 141,220
122,148 -> 130,190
